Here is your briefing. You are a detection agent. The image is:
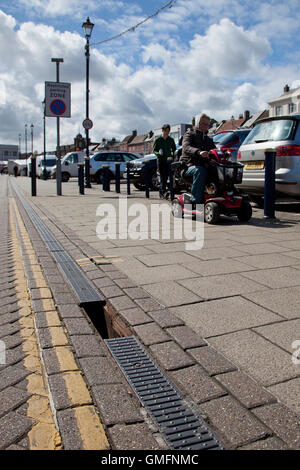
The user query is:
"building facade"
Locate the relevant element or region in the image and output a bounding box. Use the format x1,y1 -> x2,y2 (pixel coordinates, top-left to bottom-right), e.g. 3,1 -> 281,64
268,85 -> 300,117
0,144 -> 19,162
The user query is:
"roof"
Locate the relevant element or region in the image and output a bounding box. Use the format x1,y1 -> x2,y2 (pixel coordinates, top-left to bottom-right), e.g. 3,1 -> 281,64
242,110 -> 269,128
268,87 -> 300,104
217,117 -> 246,133
128,134 -> 148,145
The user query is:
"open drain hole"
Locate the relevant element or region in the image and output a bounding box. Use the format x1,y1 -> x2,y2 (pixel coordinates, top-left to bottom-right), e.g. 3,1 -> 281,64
83,302 -> 131,340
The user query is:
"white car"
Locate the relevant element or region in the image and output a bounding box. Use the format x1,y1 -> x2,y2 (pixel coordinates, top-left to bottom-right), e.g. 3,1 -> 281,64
36,155 -> 57,178
89,151 -> 139,184
51,151 -> 87,182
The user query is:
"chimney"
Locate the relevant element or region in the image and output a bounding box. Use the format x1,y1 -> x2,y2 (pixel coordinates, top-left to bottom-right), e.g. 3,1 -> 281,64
132,130 -> 137,138
244,110 -> 250,121
284,84 -> 290,93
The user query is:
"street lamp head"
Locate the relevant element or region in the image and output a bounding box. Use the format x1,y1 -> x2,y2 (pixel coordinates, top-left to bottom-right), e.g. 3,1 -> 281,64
82,17 -> 94,39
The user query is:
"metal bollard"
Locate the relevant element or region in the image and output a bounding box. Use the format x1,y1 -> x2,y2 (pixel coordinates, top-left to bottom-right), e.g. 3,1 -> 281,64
78,163 -> 85,195
264,149 -> 276,219
126,161 -> 131,195
115,163 -> 121,194
31,156 -> 37,197
168,157 -> 174,201
102,165 -> 110,192
144,160 -> 150,199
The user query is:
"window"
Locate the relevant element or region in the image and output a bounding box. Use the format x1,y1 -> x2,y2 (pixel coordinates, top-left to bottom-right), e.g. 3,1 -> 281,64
93,153 -> 107,162
122,153 -> 138,162
275,106 -> 282,116
289,103 -> 296,114
243,119 -> 295,144
106,154 -> 123,162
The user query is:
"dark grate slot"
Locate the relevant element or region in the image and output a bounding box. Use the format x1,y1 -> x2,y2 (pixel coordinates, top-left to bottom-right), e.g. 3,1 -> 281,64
105,336 -> 224,450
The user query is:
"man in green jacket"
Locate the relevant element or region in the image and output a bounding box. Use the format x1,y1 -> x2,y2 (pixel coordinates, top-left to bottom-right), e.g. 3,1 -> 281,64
153,124 -> 176,199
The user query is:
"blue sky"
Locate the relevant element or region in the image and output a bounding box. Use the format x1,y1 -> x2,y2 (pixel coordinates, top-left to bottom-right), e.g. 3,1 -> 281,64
1,0 -> 300,152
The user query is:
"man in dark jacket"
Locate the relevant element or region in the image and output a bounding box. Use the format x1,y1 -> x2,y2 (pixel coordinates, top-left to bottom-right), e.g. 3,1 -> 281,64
153,124 -> 176,198
180,114 -> 215,204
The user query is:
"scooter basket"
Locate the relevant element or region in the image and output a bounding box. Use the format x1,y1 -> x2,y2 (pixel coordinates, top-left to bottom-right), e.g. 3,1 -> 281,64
216,162 -> 244,184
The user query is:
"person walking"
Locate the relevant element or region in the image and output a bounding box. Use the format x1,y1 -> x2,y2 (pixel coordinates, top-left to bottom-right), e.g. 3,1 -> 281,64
153,124 -> 176,199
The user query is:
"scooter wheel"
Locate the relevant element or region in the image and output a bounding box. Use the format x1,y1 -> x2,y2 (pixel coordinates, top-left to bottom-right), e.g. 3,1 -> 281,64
171,199 -> 183,218
237,201 -> 252,222
204,202 -> 220,224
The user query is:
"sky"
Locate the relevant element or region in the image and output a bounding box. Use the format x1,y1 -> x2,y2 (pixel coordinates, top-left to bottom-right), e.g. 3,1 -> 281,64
1,0 -> 300,153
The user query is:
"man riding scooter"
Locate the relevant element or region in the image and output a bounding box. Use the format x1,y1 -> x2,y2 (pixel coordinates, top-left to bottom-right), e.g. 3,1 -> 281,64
180,114 -> 215,206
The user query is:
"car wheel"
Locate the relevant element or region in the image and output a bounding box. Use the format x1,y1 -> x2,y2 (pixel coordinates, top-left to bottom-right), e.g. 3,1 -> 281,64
133,182 -> 146,190
62,172 -> 70,182
96,171 -> 103,184
150,171 -> 160,190
171,199 -> 183,218
204,202 -> 220,224
237,201 -> 252,222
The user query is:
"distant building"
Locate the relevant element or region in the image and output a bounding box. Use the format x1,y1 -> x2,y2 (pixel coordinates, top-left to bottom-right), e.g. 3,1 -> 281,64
0,144 -> 19,162
216,111 -> 250,133
153,123 -> 192,146
268,84 -> 300,117
241,110 -> 269,128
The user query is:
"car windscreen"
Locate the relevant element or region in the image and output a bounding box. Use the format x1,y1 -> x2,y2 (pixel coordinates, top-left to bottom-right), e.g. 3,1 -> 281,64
243,119 -> 295,144
44,159 -> 57,166
213,133 -> 233,144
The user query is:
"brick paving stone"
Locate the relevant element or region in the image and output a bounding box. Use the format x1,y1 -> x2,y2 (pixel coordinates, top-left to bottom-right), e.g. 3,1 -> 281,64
268,378 -> 300,414
0,322 -> 21,339
32,298 -> 56,312
71,335 -> 106,358
50,284 -> 73,295
215,371 -> 277,409
241,267 -> 300,289
56,408 -> 86,450
243,286 -> 300,319
170,365 -> 226,404
123,287 -> 149,300
149,341 -> 195,371
147,309 -> 184,328
114,278 -> 137,289
107,271 -> 129,280
0,295 -> 19,308
0,411 -> 34,450
0,311 -> 21,326
48,373 -> 92,410
34,311 -> 61,329
79,357 -> 124,386
0,334 -> 24,350
109,423 -> 161,450
108,296 -> 137,311
52,293 -> 77,304
133,323 -> 170,346
166,326 -> 207,349
200,396 -> 270,448
119,308 -> 152,326
252,403 -> 300,449
56,304 -> 84,319
93,384 -> 143,425
188,346 -> 237,376
2,345 -> 26,368
63,317 -> 94,336
135,297 -> 165,312
0,386 -> 31,418
85,270 -> 106,281
93,277 -> 116,289
100,285 -> 124,299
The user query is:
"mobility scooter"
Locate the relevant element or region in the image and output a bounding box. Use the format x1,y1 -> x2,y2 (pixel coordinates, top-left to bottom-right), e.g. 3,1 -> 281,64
171,149 -> 252,224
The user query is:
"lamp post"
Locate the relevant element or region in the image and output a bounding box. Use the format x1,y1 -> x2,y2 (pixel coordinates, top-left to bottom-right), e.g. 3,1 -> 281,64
18,134 -> 21,159
25,124 -> 28,158
30,124 -> 34,156
82,17 -> 94,188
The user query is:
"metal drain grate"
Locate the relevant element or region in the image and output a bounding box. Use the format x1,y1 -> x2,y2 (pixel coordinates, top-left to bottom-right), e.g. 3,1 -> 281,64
105,336 -> 224,450
11,182 -> 105,308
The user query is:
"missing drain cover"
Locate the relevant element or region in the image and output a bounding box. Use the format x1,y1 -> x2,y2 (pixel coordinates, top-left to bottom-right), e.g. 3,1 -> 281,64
105,336 -> 224,451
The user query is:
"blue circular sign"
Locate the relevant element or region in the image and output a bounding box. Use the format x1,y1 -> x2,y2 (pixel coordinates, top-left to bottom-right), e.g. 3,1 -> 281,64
50,99 -> 66,116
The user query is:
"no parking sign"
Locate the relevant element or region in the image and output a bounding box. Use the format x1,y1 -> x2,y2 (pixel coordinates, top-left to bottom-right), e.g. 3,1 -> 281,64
45,81 -> 71,118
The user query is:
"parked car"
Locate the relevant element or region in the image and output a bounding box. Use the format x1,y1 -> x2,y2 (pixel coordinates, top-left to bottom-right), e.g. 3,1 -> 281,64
89,151 -> 139,184
37,155 -> 57,178
212,129 -> 251,161
237,115 -> 300,204
51,151 -> 87,182
128,154 -> 159,190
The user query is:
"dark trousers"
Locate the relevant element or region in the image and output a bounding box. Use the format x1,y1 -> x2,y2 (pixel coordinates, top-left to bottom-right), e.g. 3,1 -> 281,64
158,159 -> 169,196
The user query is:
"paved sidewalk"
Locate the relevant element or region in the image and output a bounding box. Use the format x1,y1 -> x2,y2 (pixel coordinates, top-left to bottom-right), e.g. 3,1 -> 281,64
5,175 -> 300,450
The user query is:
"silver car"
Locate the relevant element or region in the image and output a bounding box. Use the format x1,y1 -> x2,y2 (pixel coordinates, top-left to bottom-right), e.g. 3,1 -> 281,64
89,151 -> 139,184
237,115 -> 300,203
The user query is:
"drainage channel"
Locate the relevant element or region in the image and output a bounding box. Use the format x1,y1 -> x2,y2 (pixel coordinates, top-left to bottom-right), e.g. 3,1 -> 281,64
11,182 -> 105,309
106,336 -> 224,451
12,182 -> 224,450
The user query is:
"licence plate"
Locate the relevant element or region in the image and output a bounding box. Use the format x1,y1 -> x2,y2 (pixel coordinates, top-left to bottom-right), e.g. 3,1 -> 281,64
245,161 -> 264,170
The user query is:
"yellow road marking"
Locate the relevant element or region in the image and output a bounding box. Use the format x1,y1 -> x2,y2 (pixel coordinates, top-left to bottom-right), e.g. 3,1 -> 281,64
62,372 -> 93,406
73,406 -> 110,450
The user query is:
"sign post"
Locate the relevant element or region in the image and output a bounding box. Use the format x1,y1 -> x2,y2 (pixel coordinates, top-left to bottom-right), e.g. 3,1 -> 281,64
45,59 -> 71,195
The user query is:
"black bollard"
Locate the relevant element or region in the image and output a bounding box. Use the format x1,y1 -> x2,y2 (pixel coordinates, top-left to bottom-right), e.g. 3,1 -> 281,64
264,149 -> 276,219
126,161 -> 131,195
78,163 -> 85,195
31,156 -> 37,197
102,166 -> 110,192
144,160 -> 150,199
115,163 -> 121,194
168,157 -> 174,201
